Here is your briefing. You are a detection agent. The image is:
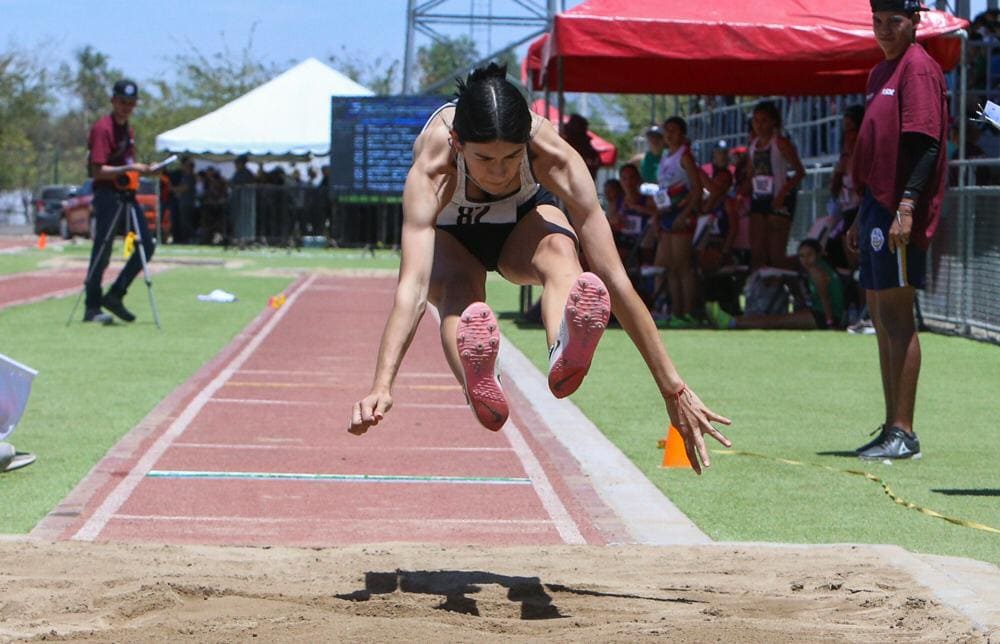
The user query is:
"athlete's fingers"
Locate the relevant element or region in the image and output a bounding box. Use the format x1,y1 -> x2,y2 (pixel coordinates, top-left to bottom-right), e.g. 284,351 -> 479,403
704,408 -> 732,425
705,423 -> 732,448
348,403 -> 369,435
360,399 -> 376,423
374,396 -> 391,420
694,424 -> 711,469
682,430 -> 703,475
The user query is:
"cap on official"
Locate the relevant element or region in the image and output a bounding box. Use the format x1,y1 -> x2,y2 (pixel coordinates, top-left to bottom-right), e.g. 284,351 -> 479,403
112,79 -> 139,100
870,0 -> 928,12
645,125 -> 663,138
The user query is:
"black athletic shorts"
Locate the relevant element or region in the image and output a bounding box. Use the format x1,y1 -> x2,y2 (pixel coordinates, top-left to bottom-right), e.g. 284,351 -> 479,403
437,186 -> 564,272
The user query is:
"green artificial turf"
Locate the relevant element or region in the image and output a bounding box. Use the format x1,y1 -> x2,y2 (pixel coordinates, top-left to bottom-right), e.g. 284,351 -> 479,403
487,279 -> 1000,565
0,248 -> 57,275
0,267 -> 293,533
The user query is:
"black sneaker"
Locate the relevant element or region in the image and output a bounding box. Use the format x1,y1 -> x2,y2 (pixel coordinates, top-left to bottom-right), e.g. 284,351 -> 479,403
858,426 -> 921,461
854,424 -> 887,453
83,310 -> 114,325
101,293 -> 135,322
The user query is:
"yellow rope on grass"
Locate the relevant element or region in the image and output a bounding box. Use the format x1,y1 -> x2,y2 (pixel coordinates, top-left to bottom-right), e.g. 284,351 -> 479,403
712,449 -> 1000,535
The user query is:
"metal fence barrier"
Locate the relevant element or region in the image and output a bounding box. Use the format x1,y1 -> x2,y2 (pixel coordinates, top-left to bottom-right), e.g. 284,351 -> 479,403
227,184 -> 332,246
226,185 -> 402,248
792,160 -> 1000,344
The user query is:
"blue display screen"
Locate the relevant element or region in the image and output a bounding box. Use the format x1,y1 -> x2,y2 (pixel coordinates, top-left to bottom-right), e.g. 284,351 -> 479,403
330,96 -> 445,196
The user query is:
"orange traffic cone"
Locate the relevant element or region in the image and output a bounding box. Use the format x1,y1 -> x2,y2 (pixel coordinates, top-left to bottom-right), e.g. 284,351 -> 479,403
657,425 -> 692,468
37,233 -> 47,250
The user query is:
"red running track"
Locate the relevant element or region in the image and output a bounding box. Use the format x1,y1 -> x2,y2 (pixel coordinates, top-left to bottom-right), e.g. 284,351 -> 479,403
36,274 -> 629,547
0,264 -> 170,311
0,269 -> 89,310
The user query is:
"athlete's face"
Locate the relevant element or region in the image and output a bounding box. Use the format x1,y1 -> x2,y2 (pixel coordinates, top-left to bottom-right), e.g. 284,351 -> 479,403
456,137 -> 525,194
752,110 -> 776,138
663,123 -> 685,149
873,11 -> 919,60
619,166 -> 640,191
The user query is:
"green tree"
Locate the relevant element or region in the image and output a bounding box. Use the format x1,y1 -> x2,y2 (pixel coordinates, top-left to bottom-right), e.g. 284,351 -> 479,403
417,36 -> 479,94
57,46 -> 123,145
0,47 -> 52,192
135,29 -> 280,163
169,27 -> 281,110
327,47 -> 400,96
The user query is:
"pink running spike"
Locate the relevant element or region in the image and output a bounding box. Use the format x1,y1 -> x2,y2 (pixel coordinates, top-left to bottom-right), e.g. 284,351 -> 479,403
547,272 -> 611,399
456,302 -> 508,431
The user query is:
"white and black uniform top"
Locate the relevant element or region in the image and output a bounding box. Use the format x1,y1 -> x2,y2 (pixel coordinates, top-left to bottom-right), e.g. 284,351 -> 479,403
422,103 -> 562,272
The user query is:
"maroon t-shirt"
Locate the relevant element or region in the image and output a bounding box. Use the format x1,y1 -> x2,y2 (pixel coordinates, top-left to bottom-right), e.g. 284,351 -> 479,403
852,44 -> 948,250
88,114 -> 135,190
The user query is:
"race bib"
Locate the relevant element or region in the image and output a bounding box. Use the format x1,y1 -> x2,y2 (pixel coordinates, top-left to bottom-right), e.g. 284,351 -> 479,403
653,189 -> 670,209
752,175 -> 774,197
622,214 -> 643,236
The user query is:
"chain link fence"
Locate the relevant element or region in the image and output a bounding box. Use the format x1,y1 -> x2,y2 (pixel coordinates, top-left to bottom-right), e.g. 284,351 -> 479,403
792,160 -> 1000,344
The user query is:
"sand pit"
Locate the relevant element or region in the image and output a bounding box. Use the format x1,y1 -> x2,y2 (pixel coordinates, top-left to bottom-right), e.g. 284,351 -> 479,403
0,540 -> 988,642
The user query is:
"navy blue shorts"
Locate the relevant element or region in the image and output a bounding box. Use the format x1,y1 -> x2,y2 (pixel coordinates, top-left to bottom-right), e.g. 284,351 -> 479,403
858,190 -> 926,291
437,186 -> 563,272
657,206 -> 696,235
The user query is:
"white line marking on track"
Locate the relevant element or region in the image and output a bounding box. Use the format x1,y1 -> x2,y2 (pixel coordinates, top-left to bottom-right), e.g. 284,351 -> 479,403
232,370 -> 452,379
502,418 -> 586,544
207,398 -> 467,410
209,398 -> 327,406
172,442 -> 513,452
112,514 -> 553,526
71,274 -> 318,542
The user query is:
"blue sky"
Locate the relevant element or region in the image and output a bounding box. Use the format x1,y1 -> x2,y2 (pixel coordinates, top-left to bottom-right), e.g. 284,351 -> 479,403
0,1 -> 580,88
2,0 -> 987,91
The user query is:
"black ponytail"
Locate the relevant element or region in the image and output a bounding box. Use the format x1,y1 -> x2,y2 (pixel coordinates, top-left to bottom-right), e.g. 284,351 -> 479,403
452,63 -> 532,144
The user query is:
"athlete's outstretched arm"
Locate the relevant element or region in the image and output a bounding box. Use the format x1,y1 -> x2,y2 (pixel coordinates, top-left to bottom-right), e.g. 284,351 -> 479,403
532,120 -> 731,473
349,154 -> 446,435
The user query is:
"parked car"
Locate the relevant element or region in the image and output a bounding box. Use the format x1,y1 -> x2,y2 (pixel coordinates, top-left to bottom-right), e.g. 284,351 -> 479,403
60,178 -> 172,240
33,184 -> 77,235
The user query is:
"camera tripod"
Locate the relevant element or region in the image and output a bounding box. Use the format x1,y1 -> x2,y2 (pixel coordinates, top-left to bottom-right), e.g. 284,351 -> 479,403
67,190 -> 161,329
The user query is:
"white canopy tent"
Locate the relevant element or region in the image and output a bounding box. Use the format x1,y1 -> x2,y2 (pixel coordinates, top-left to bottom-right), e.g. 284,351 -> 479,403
155,58 -> 374,160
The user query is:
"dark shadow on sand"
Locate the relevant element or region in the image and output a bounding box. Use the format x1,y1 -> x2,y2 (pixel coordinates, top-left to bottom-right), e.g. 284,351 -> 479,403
335,570 -> 706,619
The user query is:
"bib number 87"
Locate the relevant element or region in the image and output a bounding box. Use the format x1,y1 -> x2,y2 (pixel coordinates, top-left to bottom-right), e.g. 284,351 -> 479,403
456,205 -> 490,225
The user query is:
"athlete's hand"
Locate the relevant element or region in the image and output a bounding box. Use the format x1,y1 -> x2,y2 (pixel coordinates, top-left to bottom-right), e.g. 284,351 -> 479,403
664,384 -> 732,475
349,391 -> 393,435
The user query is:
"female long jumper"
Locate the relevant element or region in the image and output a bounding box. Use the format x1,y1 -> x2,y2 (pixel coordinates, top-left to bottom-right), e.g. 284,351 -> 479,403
348,64 -> 731,473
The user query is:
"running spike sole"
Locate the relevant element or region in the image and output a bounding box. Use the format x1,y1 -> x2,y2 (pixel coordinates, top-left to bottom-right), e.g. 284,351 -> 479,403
548,272 -> 611,399
457,302 -> 508,431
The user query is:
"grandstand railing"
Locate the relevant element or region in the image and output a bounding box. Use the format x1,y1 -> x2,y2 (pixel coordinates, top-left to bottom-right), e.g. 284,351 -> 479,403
792,159 -> 1000,344
685,95 -> 864,166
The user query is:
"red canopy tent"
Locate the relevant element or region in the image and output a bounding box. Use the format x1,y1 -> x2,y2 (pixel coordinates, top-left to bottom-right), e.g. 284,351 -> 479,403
529,99 -> 617,166
523,0 -> 968,95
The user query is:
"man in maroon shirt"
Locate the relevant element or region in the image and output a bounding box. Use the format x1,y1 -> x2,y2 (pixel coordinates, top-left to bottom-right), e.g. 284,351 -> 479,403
82,79 -> 157,324
847,0 -> 948,460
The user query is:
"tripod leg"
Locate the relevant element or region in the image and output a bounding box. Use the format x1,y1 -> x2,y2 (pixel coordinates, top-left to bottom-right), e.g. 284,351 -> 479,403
129,203 -> 162,329
66,201 -> 125,326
